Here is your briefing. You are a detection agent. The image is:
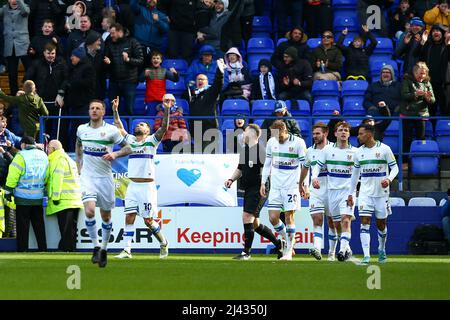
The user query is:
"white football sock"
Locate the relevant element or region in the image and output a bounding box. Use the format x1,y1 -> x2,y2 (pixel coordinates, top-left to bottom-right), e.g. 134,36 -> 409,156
123,224 -> 135,253
101,220 -> 112,250
149,220 -> 166,245
340,231 -> 351,253
378,227 -> 387,252
313,226 -> 323,251
328,228 -> 337,255
85,217 -> 100,247
273,220 -> 287,243
286,224 -> 296,252
360,224 -> 371,257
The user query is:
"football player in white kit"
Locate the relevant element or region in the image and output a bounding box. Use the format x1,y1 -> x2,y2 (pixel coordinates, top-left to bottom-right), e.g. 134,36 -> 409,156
311,121 -> 357,262
348,124 -> 399,265
300,122 -> 340,261
76,100 -> 132,268
112,95 -> 171,259
260,120 -> 307,260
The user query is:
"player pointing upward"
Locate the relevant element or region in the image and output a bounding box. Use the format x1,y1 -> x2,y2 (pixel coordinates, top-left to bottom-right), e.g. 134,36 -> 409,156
348,124 -> 399,264
113,95 -> 171,259
260,120 -> 307,260
76,99 -> 132,268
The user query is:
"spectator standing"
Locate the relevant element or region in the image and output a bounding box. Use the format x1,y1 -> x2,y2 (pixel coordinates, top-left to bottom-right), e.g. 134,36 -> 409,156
101,15 -> 114,41
161,0 -> 197,63
144,50 -> 179,106
46,139 -> 83,252
271,26 -> 310,70
305,0 -> 333,38
418,24 -> 450,116
187,59 -> 225,152
337,25 -> 377,81
153,94 -> 189,152
29,0 -> 64,37
130,0 -> 169,67
25,43 -> 68,139
68,0 -> 104,31
84,31 -> 107,100
274,0 -> 304,39
400,62 -> 435,155
260,100 -> 301,140
311,31 -> 343,81
0,81 -> 49,140
195,0 -> 215,30
62,47 -> 95,151
395,17 -> 424,75
104,23 -> 144,116
364,65 -> 402,116
250,59 -> 277,101
424,0 -> 450,31
390,0 -> 415,38
412,0 -> 438,19
66,15 -> 96,58
29,20 -> 64,61
222,47 -> 252,101
4,136 -> 48,252
277,47 -> 313,106
186,45 -> 218,84
0,0 -> 31,96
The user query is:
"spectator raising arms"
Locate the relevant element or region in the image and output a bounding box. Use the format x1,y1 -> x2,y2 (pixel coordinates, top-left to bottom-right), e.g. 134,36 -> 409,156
395,17 -> 424,75
337,25 -> 377,81
144,50 -> 179,105
424,0 -> 450,31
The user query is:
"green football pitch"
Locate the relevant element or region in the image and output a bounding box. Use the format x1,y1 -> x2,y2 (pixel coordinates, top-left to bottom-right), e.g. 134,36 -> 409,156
0,253 -> 449,300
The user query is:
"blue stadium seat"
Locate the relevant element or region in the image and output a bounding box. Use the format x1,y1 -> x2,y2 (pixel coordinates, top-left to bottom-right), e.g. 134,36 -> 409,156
435,119 -> 450,153
333,14 -> 359,33
133,95 -> 147,115
277,38 -> 288,46
252,100 -> 276,117
384,120 -> 399,136
332,0 -> 357,10
290,100 -> 311,116
136,82 -> 146,93
175,98 -> 189,115
312,80 -> 340,101
144,101 -> 160,116
306,38 -> 322,49
312,100 -> 340,116
314,118 -> 331,125
247,37 -> 274,54
409,140 -> 440,175
383,136 -> 399,153
222,99 -> 250,116
166,78 -> 186,98
131,118 -> 155,133
221,119 -> 236,135
252,16 -> 272,38
425,121 -> 434,139
369,59 -> 399,79
349,136 -> 358,146
371,37 -> 394,58
253,119 -> 264,128
296,119 -> 311,135
104,117 -> 128,132
342,99 -> 366,116
341,80 -> 369,97
161,59 -> 189,75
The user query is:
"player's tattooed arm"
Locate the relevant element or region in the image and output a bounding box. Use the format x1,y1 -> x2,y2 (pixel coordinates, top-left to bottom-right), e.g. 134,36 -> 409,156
115,140 -> 132,158
154,104 -> 170,141
75,138 -> 83,174
111,96 -> 127,136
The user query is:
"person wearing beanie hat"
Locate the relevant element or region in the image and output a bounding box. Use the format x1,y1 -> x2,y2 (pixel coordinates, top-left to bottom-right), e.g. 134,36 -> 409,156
84,31 -> 106,100
85,31 -> 101,47
278,46 -> 313,105
71,47 -> 87,60
260,99 -> 301,140
395,16 -> 424,75
424,0 -> 450,31
186,45 -> 218,84
418,23 -> 450,116
337,24 -> 377,80
271,26 -> 309,70
251,59 -> 277,101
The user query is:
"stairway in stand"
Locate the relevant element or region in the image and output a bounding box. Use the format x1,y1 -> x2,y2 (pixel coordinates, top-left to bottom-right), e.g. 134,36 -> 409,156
0,63 -> 25,95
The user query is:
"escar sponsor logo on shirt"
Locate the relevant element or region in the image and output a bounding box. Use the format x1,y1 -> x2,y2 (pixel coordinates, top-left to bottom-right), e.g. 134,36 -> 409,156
330,168 -> 351,174
84,146 -> 107,153
362,167 -> 382,173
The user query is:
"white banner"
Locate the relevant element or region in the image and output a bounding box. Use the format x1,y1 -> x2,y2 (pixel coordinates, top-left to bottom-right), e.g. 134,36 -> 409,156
29,206 -> 318,250
155,154 -> 239,207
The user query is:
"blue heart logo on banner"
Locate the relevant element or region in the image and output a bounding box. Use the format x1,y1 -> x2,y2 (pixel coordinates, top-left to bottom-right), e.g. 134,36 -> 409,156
177,168 -> 201,187
155,161 -> 160,165
156,185 -> 161,190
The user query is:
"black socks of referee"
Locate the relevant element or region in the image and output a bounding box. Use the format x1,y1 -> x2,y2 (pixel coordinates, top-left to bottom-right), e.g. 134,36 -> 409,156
255,224 -> 279,247
243,223 -> 254,255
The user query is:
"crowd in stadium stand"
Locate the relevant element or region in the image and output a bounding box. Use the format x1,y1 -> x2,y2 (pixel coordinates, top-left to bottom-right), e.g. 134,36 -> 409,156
0,0 -> 448,157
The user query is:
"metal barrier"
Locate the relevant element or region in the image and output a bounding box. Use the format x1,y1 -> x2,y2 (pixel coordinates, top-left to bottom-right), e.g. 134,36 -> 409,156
39,114 -> 450,192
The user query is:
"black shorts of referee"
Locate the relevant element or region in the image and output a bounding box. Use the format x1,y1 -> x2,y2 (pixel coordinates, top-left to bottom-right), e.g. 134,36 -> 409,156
243,182 -> 269,217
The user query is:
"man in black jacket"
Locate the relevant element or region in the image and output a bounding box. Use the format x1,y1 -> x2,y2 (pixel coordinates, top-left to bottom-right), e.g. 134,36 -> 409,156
25,43 -> 68,139
62,47 -> 95,151
66,15 -> 96,58
84,31 -> 106,100
277,46 -> 313,106
271,26 -> 310,70
418,23 -> 450,116
161,0 -> 198,62
187,58 -> 225,153
104,23 -> 144,116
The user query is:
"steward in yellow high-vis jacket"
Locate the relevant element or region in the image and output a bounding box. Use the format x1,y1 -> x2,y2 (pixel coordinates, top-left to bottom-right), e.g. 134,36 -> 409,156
47,140 -> 83,252
5,136 -> 48,252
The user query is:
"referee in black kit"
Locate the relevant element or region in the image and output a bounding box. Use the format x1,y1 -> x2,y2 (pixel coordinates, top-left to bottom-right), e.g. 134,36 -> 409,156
224,124 -> 284,260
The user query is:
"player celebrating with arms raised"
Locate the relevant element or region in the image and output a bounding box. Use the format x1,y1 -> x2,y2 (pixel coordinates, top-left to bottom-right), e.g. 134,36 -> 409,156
76,100 -> 132,268
311,121 -> 356,262
348,124 -> 399,264
300,122 -> 339,261
260,120 -> 307,261
113,95 -> 172,259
